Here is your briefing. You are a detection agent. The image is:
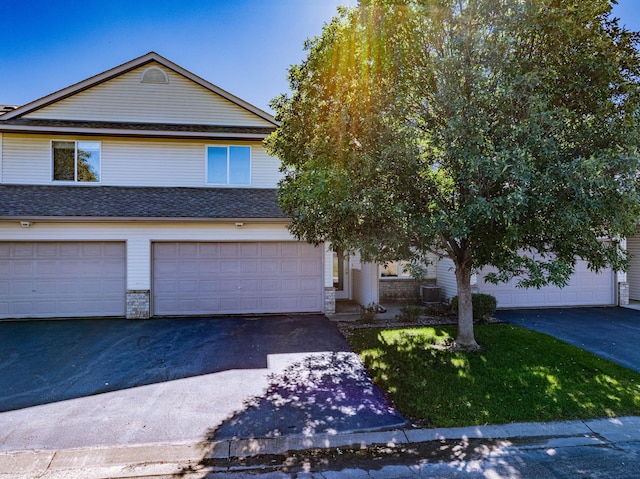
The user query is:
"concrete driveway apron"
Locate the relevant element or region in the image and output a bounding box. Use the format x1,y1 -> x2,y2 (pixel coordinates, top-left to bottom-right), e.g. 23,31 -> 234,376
497,307 -> 640,373
0,315 -> 405,453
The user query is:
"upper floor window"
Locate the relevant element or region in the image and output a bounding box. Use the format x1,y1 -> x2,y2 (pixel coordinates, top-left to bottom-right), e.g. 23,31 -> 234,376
52,141 -> 101,183
380,260 -> 413,279
206,145 -> 251,185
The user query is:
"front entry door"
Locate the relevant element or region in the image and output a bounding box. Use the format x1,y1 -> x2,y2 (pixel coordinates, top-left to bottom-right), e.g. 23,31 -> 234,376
333,250 -> 350,299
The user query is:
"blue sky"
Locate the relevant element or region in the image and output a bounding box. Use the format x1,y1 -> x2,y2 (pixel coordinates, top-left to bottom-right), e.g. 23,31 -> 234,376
1,0 -> 638,114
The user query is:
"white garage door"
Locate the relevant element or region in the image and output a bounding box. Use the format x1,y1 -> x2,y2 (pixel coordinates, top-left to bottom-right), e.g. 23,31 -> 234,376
0,242 -> 126,319
153,242 -> 324,316
477,260 -> 615,308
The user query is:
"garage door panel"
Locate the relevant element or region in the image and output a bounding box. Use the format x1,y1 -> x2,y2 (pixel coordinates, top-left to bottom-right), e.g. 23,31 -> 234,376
59,244 -> 80,257
200,261 -> 220,273
35,280 -> 57,294
14,262 -> 34,276
14,244 -> 34,257
153,242 -> 323,316
241,261 -> 259,274
0,242 -> 125,319
241,243 -> 260,257
36,244 -> 58,257
13,281 -> 34,295
220,244 -> 240,257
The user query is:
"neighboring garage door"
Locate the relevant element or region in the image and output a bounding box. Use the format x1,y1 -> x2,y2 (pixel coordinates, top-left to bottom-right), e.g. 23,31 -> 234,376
477,260 -> 615,308
0,242 -> 126,319
153,242 -> 323,316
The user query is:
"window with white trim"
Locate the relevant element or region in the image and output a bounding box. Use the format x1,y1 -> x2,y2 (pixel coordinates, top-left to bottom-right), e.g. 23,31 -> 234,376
380,260 -> 413,279
206,145 -> 251,185
52,141 -> 101,182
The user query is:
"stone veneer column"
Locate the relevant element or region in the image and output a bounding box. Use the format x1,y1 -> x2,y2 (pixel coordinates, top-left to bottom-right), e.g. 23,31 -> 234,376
324,287 -> 336,316
126,290 -> 150,319
619,282 -> 630,306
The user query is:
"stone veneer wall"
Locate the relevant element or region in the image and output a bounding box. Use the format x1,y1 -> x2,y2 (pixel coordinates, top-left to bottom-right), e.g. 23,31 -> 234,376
619,282 -> 629,306
126,290 -> 150,319
379,278 -> 437,303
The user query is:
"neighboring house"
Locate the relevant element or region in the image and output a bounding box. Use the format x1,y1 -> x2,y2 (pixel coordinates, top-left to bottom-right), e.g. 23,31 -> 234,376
0,53 -> 628,320
0,52 -> 354,320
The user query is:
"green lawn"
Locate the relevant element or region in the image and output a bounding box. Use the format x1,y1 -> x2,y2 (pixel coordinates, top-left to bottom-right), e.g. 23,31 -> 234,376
346,324 -> 640,428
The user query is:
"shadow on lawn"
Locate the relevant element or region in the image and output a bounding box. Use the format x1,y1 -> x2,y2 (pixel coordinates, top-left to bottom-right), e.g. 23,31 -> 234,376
354,324 -> 640,428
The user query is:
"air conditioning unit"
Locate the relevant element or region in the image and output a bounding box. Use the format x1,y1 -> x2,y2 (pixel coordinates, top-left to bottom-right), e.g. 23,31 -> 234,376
421,285 -> 441,304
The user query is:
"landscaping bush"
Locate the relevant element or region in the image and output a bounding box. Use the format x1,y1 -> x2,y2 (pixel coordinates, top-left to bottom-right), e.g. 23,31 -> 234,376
395,304 -> 425,323
451,293 -> 497,320
359,303 -> 378,323
422,302 -> 456,317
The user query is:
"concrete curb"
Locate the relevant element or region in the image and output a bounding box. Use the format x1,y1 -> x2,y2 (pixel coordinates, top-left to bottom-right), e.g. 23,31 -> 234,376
2,417 -> 639,478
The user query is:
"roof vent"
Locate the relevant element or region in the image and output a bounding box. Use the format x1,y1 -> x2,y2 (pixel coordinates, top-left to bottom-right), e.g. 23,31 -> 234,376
141,67 -> 169,84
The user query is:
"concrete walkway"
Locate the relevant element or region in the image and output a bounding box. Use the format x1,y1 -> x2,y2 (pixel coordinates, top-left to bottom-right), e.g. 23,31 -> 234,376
2,416 -> 639,478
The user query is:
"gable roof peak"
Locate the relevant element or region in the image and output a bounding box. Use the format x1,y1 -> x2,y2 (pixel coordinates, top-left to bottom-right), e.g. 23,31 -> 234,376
0,52 -> 277,126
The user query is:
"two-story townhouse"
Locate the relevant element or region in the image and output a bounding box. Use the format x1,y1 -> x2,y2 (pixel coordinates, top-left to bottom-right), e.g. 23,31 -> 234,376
0,52 -> 383,320
0,52 -> 627,319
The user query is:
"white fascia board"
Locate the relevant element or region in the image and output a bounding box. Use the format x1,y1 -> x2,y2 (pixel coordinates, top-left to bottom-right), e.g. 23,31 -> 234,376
0,124 -> 270,140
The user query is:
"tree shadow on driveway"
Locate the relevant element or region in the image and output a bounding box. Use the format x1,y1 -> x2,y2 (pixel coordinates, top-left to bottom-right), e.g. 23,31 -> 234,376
209,351 -> 406,441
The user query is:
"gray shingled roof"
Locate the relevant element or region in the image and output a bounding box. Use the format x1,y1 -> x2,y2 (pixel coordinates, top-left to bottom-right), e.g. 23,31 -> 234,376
0,185 -> 287,219
0,118 -> 275,136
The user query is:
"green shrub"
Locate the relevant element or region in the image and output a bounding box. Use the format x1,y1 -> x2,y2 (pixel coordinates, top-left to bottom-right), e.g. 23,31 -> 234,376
451,293 -> 497,320
396,304 -> 424,323
422,302 -> 456,317
359,303 -> 378,323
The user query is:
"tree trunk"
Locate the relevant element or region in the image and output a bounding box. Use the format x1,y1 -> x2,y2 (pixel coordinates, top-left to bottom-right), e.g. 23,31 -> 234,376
454,264 -> 480,351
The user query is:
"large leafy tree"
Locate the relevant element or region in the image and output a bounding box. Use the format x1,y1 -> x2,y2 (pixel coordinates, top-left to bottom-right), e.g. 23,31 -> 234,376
266,0 -> 640,349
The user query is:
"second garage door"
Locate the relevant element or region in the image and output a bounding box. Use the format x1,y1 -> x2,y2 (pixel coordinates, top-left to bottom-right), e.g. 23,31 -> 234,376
152,242 -> 324,316
477,260 -> 615,308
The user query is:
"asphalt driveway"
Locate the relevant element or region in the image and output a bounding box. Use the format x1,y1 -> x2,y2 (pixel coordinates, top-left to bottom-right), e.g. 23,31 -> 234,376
496,307 -> 640,373
0,315 -> 405,453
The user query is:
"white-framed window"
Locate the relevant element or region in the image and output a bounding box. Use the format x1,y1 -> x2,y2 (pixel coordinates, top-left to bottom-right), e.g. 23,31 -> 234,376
206,145 -> 251,185
52,140 -> 101,183
380,260 -> 413,279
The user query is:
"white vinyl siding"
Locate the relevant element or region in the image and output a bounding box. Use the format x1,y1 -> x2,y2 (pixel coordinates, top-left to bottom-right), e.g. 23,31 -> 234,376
1,134 -> 282,188
23,62 -> 273,127
351,262 -> 379,307
627,235 -> 640,301
0,133 -> 3,183
436,257 -> 458,300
